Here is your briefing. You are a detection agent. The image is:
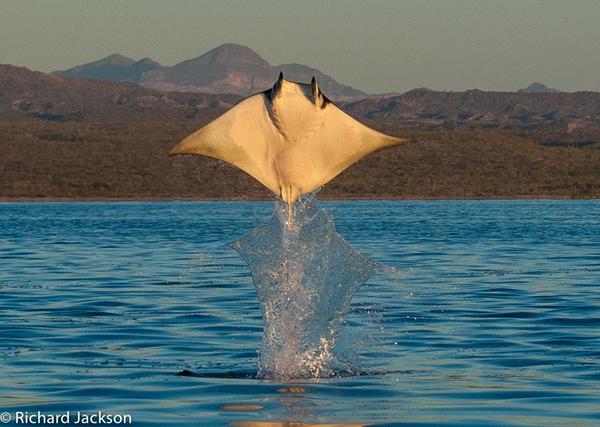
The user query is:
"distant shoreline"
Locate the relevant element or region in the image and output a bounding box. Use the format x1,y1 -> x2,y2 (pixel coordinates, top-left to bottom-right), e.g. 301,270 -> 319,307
0,195 -> 588,203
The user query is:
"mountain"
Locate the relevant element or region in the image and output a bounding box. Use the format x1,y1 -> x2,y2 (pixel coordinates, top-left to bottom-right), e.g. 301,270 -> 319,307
5,64 -> 600,132
0,64 -> 239,122
58,54 -> 162,83
518,82 -> 560,93
344,88 -> 600,129
56,44 -> 366,101
141,44 -> 273,94
141,43 -> 367,100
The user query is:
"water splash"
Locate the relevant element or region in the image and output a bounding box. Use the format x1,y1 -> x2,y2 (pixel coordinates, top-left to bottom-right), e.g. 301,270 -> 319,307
231,196 -> 378,379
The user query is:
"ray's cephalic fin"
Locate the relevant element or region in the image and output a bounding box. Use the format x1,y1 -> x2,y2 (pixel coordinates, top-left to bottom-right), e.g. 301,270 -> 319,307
269,72 -> 284,101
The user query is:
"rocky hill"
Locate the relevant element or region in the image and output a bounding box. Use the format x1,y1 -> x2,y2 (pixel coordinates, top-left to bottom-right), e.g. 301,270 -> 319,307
0,64 -> 239,122
518,82 -> 559,93
58,54 -> 161,83
344,88 -> 600,131
56,44 -> 366,101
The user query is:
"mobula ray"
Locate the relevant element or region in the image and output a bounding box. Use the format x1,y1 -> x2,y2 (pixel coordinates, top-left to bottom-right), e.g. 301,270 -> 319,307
170,73 -> 408,204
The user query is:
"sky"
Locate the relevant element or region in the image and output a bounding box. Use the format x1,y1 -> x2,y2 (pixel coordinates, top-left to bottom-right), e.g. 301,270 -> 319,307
2,0 -> 600,94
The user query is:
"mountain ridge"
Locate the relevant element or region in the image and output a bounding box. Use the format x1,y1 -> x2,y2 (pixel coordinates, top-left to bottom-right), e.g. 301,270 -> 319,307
57,43 -> 366,101
518,82 -> 559,93
58,53 -> 162,84
4,63 -> 600,134
0,63 -> 239,122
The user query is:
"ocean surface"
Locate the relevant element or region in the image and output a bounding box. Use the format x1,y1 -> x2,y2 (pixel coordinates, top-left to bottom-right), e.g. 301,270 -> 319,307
1,200 -> 599,426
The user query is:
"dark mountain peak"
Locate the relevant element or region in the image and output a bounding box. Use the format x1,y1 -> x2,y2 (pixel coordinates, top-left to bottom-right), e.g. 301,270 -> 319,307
276,62 -> 312,73
136,57 -> 161,67
213,43 -> 262,56
56,53 -> 161,83
97,53 -> 136,67
214,43 -> 264,58
519,82 -> 560,93
184,43 -> 270,69
404,87 -> 436,96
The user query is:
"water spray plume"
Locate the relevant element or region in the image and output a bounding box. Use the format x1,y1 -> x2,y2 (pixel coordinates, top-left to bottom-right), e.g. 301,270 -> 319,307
231,196 -> 378,379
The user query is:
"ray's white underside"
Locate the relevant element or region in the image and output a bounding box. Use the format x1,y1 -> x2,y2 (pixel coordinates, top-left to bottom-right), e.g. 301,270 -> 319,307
170,74 -> 407,204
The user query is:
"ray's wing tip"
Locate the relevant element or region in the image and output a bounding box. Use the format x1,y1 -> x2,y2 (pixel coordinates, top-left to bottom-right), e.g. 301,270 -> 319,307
388,135 -> 410,146
169,135 -> 198,156
168,143 -> 184,156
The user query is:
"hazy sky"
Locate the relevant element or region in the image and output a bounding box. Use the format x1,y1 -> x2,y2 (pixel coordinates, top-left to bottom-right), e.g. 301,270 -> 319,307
2,0 -> 599,93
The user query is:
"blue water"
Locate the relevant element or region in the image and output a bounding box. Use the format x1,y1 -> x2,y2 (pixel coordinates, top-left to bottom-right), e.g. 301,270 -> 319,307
1,200 -> 599,426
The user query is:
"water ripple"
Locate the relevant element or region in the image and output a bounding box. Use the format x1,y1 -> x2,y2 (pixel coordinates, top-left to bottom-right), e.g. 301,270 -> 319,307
1,200 -> 599,426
